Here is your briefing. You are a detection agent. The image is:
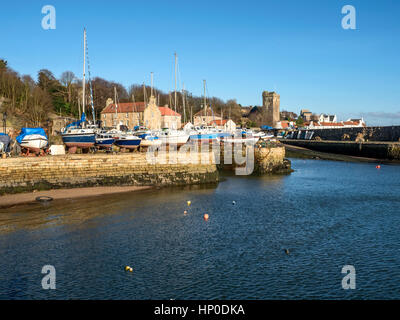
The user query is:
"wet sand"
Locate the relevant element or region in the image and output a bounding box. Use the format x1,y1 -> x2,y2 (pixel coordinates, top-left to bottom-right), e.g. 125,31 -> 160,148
0,186 -> 152,209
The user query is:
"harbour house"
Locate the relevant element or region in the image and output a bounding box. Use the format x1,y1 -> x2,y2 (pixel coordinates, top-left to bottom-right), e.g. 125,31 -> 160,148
100,96 -> 182,130
193,107 -> 222,126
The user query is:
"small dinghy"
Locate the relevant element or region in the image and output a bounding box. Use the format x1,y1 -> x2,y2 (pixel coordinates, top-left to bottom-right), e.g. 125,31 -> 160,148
16,128 -> 48,154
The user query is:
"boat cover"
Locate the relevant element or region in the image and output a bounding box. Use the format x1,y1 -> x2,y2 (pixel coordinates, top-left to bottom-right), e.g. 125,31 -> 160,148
16,128 -> 48,144
0,133 -> 11,152
65,113 -> 87,130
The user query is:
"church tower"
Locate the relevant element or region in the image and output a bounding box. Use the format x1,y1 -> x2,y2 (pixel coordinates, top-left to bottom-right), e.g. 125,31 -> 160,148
262,91 -> 280,127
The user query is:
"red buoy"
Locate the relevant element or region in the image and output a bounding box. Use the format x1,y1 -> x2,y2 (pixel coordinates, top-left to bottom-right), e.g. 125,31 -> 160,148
376,165 -> 381,169
203,214 -> 209,221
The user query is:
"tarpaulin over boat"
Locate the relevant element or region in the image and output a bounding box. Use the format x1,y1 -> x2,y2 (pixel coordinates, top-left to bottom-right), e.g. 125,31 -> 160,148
16,128 -> 48,144
260,125 -> 274,131
0,133 -> 11,152
65,113 -> 86,130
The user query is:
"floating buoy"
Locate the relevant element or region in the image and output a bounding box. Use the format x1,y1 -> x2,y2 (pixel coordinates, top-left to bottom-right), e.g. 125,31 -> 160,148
376,165 -> 381,169
187,201 -> 191,206
232,201 -> 236,205
204,214 -> 209,221
284,249 -> 290,255
184,210 -> 188,215
125,266 -> 130,271
129,267 -> 133,272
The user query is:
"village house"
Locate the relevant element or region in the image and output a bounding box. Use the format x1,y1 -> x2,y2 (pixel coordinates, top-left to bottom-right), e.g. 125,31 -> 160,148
275,120 -> 295,130
100,96 -> 181,130
304,118 -> 366,129
193,107 -> 222,126
210,119 -> 237,132
300,109 -> 313,122
318,114 -> 337,123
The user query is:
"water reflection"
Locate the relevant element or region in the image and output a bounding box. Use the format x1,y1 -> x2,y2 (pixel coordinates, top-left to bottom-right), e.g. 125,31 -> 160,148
0,183 -> 220,234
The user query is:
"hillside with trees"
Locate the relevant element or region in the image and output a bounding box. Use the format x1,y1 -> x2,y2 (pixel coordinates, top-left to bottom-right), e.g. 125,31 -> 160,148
0,59 -> 243,131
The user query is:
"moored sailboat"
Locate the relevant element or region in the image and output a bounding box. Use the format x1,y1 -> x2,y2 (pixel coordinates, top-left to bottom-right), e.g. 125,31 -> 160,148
61,28 -> 96,153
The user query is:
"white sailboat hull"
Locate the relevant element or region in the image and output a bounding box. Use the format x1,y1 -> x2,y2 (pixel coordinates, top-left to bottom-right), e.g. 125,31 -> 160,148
219,137 -> 260,144
140,139 -> 162,148
19,135 -> 48,151
159,135 -> 189,146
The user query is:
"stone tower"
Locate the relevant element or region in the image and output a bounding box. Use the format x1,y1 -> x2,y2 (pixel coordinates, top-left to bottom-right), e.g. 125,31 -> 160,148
262,91 -> 280,127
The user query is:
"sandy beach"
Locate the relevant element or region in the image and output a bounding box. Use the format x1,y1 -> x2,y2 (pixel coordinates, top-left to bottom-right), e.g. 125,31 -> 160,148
0,186 -> 152,209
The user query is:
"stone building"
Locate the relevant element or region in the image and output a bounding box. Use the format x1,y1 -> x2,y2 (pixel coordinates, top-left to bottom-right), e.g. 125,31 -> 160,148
262,91 -> 280,127
300,109 -> 312,122
50,114 -> 77,135
100,97 -> 181,130
246,91 -> 280,127
193,107 -> 222,126
101,102 -> 145,128
210,119 -> 237,132
143,96 -> 162,130
159,106 -> 181,129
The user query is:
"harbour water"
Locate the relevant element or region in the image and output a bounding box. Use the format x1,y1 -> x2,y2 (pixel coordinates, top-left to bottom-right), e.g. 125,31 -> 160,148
0,159 -> 399,299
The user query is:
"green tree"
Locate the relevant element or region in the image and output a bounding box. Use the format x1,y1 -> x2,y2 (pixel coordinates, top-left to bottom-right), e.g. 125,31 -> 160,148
296,116 -> 304,127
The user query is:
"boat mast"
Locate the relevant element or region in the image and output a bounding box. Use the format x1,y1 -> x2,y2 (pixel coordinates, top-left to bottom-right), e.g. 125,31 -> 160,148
182,83 -> 186,124
114,86 -> 118,127
82,28 -> 86,124
174,52 -> 177,113
151,72 -> 154,97
143,83 -> 147,107
203,80 -> 207,125
132,92 -> 138,127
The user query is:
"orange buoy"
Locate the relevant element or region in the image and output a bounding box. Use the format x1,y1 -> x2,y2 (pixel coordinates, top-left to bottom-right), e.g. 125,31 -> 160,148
376,165 -> 381,169
204,214 -> 209,221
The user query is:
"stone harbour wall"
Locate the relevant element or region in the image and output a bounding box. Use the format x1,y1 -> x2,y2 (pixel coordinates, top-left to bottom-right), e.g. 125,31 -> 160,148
218,144 -> 292,175
282,140 -> 400,160
254,145 -> 292,174
293,126 -> 400,142
0,152 -> 219,195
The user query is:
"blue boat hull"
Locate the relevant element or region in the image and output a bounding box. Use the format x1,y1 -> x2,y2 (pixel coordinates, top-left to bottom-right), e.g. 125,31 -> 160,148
96,139 -> 115,148
189,133 -> 220,143
115,139 -> 141,149
62,134 -> 96,148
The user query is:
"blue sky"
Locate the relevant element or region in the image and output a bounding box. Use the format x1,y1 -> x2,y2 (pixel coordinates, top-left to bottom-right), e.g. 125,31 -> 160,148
1,0 -> 399,125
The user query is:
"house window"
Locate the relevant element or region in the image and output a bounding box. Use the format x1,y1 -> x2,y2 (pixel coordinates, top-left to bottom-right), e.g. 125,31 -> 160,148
126,113 -> 129,118
103,114 -> 106,119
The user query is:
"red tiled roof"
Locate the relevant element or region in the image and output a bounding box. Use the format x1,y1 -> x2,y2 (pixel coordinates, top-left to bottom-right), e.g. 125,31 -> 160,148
159,106 -> 181,117
101,102 -> 146,113
319,122 -> 344,126
211,119 -> 228,126
101,103 -> 181,117
343,121 -> 360,126
280,121 -> 289,128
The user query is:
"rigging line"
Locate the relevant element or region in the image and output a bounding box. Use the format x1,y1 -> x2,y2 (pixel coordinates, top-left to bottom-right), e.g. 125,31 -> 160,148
204,82 -> 215,121
85,31 -> 96,123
